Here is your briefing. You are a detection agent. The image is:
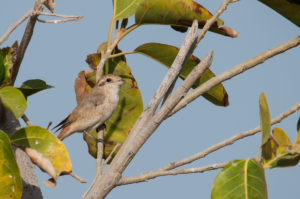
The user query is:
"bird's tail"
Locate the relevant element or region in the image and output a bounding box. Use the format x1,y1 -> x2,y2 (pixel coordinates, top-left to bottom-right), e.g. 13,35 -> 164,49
57,126 -> 72,141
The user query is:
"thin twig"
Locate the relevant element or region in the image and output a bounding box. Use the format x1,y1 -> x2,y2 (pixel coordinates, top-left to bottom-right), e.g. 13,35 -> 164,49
96,126 -> 105,175
69,172 -> 87,183
197,0 -> 238,43
37,17 -> 82,24
34,11 -> 82,18
108,51 -> 136,59
118,162 -> 228,185
10,0 -> 44,85
116,103 -> 300,186
82,143 -> 121,199
0,10 -> 33,46
98,143 -> 121,174
170,36 -> 300,116
162,103 -> 300,171
21,114 -> 32,126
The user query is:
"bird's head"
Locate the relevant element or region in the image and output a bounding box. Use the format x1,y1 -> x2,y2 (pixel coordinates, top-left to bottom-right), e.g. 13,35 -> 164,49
96,74 -> 124,88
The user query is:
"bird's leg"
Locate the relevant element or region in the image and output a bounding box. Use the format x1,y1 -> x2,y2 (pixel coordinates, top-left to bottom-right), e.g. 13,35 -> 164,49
83,130 -> 105,145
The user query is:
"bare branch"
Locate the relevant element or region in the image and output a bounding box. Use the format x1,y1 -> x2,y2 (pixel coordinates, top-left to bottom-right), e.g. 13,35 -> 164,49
118,162 -> 228,185
0,10 -> 33,46
162,102 -> 300,171
69,172 -> 87,183
84,20 -> 200,199
96,126 -> 105,175
197,0 -> 238,43
35,11 -> 82,18
37,17 -> 82,24
170,36 -> 300,116
10,0 -> 44,85
21,114 -> 32,126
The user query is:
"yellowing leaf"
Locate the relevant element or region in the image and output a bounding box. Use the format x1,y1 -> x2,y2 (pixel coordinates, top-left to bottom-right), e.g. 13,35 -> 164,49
259,93 -> 271,146
11,126 -> 72,186
135,0 -> 237,37
114,0 -> 144,20
262,127 -> 300,168
0,86 -> 27,119
212,159 -> 268,199
135,42 -> 229,106
0,130 -> 22,199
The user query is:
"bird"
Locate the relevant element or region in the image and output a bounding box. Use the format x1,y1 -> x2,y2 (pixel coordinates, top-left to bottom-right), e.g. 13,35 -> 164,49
53,74 -> 124,141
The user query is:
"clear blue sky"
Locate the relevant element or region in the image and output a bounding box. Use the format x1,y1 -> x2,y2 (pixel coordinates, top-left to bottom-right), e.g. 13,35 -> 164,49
1,0 -> 299,198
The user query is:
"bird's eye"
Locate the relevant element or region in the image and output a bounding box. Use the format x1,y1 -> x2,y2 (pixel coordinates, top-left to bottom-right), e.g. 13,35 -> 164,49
106,78 -> 111,82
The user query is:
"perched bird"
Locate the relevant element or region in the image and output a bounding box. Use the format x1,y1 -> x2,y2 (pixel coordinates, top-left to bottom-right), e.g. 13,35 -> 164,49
53,74 -> 124,140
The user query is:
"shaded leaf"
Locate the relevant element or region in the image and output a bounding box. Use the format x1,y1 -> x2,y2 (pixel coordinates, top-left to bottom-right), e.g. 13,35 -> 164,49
259,0 -> 300,27
212,159 -> 268,199
82,52 -> 143,159
0,43 -> 17,87
262,127 -> 300,168
114,0 -> 145,20
11,126 -> 72,186
135,42 -> 229,106
259,93 -> 271,146
19,79 -> 53,97
0,86 -> 27,119
0,130 -> 22,199
297,116 -> 300,132
135,0 -> 238,37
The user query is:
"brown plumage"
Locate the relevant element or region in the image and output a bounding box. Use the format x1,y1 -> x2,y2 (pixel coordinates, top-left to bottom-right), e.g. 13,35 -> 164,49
53,74 -> 124,140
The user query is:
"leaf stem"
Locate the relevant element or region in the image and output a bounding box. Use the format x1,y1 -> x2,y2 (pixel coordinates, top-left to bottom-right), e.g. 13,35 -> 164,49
109,51 -> 136,59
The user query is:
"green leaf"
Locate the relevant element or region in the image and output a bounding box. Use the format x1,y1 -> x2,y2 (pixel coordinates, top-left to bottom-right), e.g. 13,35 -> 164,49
81,52 -> 143,159
259,0 -> 300,27
262,127 -> 300,168
135,42 -> 229,106
0,86 -> 27,119
0,130 -> 22,199
297,116 -> 300,132
114,0 -> 145,20
0,42 -> 17,87
212,159 -> 268,199
11,126 -> 72,186
135,0 -> 237,37
0,53 -> 5,86
259,93 -> 271,146
19,79 -> 53,97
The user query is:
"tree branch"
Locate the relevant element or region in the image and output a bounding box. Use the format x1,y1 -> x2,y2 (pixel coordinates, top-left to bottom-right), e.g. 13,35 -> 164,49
162,102 -> 300,171
0,10 -> 33,46
118,162 -> 228,185
84,20 -> 199,199
10,0 -> 44,85
117,103 -> 299,185
170,36 -> 300,116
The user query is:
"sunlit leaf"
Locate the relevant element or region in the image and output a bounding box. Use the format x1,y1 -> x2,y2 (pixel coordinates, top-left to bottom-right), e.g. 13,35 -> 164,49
135,42 -> 229,106
0,130 -> 22,199
114,0 -> 144,20
11,126 -> 72,186
262,127 -> 300,168
81,51 -> 143,159
212,159 -> 268,199
0,86 -> 27,119
19,79 -> 53,97
259,93 -> 271,146
0,42 -> 17,87
135,0 -> 238,37
259,0 -> 300,27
